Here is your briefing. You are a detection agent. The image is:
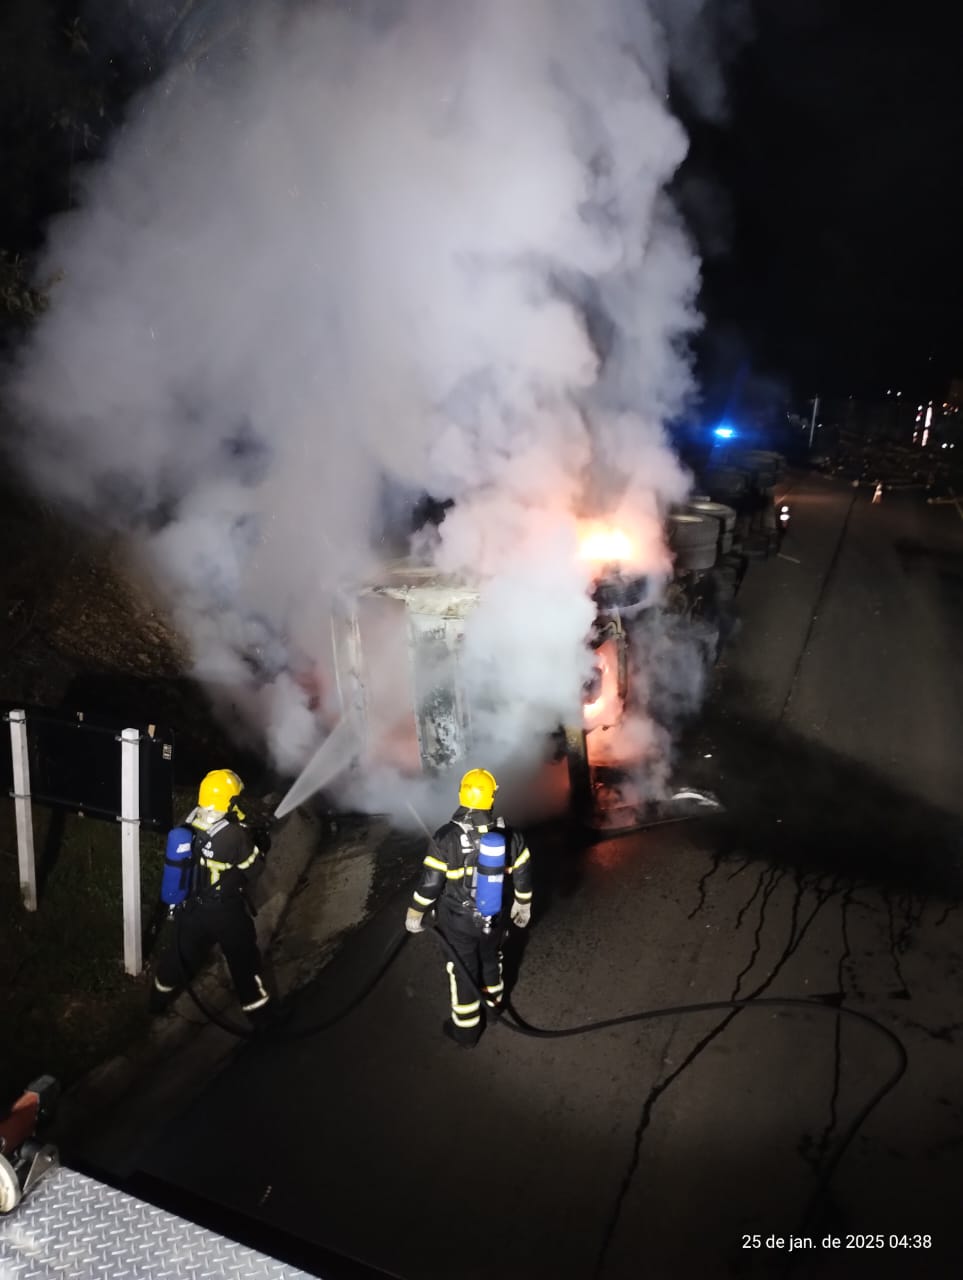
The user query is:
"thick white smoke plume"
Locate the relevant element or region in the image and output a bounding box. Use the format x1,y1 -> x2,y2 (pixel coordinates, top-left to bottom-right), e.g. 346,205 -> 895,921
649,0 -> 753,121
9,0 -> 706,820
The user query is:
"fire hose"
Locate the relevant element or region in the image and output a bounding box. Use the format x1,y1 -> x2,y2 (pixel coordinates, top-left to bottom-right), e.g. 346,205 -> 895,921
171,906 -> 907,1231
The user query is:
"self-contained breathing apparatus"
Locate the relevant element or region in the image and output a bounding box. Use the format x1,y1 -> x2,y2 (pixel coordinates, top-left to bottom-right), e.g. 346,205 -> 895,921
445,818 -> 508,934
473,830 -> 506,932
159,813 -> 238,911
159,790 -> 273,912
159,814 -> 241,911
160,825 -> 194,910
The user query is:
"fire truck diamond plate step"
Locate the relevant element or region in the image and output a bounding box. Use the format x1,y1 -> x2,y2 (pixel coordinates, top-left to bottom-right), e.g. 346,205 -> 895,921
0,1166 -> 316,1279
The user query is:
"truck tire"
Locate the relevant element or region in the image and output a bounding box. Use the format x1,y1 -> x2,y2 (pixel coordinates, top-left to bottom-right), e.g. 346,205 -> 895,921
673,541 -> 718,572
667,513 -> 718,549
686,500 -> 737,533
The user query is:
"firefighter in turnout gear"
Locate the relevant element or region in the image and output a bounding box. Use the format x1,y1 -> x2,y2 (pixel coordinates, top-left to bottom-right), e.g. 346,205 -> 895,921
151,769 -> 276,1029
405,768 -> 533,1047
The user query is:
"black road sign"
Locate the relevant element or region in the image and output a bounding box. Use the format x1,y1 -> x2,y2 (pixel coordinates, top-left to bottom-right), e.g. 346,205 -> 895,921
1,704 -> 174,830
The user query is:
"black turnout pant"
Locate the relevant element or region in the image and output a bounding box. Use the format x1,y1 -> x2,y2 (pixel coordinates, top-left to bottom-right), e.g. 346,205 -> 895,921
154,894 -> 270,1013
438,903 -> 505,1043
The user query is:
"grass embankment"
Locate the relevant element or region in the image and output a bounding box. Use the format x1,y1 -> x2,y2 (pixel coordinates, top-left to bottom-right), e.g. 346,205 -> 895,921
0,785 -> 200,1106
0,470 -> 259,1108
0,804 -> 160,1105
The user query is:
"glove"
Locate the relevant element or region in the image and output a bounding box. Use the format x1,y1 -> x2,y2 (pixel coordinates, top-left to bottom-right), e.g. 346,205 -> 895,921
405,907 -> 426,934
511,901 -> 532,929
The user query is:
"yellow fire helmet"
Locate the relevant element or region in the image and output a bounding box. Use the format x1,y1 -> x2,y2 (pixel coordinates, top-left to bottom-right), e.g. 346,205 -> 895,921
459,768 -> 497,811
198,768 -> 244,816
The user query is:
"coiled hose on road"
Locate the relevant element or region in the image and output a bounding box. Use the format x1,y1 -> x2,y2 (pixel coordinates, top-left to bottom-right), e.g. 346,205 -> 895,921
172,909 -> 907,1231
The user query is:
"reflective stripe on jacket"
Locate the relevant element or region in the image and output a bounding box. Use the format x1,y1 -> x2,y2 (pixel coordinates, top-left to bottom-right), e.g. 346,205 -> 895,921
189,814 -> 262,899
411,807 -> 532,918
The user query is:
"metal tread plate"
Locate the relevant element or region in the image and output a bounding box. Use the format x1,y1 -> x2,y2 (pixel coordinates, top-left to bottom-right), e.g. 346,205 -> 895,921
0,1166 -> 317,1279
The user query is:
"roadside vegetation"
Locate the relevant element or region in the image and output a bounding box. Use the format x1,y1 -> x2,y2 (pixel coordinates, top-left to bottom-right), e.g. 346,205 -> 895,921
0,469 -> 242,1106
0,804 -> 165,1105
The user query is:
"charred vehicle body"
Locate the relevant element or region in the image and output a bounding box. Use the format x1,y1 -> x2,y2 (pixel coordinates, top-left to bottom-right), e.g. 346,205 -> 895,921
307,462 -> 785,822
268,449 -> 787,824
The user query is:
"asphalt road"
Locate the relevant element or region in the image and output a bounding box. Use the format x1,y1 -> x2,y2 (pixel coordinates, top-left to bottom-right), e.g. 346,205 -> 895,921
120,474 -> 963,1279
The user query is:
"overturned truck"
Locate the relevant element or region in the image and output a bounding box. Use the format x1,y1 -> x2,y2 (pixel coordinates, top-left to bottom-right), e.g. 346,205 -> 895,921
322,482 -> 759,827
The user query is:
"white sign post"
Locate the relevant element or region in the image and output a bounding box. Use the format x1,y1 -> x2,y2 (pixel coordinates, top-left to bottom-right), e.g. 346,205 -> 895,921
7,709 -> 37,912
119,727 -> 142,976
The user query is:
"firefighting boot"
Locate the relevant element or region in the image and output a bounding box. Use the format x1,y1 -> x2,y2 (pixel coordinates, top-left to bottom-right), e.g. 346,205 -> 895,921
442,1019 -> 480,1049
247,1000 -> 292,1035
149,981 -> 176,1015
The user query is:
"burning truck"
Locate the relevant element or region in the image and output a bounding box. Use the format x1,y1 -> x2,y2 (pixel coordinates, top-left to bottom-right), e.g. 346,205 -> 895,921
280,494 -> 737,829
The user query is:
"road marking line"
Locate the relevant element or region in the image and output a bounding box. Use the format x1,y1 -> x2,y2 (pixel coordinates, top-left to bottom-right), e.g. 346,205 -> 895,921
928,488 -> 963,519
778,553 -> 801,564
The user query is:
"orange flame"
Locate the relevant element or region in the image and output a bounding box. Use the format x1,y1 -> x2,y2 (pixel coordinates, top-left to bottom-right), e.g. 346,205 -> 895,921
578,524 -> 635,566
584,689 -> 605,719
583,650 -> 621,728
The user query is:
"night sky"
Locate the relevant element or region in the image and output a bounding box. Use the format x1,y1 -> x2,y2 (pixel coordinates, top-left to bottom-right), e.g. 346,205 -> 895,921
3,1 -> 963,410
686,0 -> 963,406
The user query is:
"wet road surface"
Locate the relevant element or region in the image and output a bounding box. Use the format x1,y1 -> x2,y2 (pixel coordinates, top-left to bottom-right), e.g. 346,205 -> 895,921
113,474 -> 963,1278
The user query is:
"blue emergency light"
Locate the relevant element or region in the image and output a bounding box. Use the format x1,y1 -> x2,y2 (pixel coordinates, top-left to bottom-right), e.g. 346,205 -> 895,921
714,424 -> 736,439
